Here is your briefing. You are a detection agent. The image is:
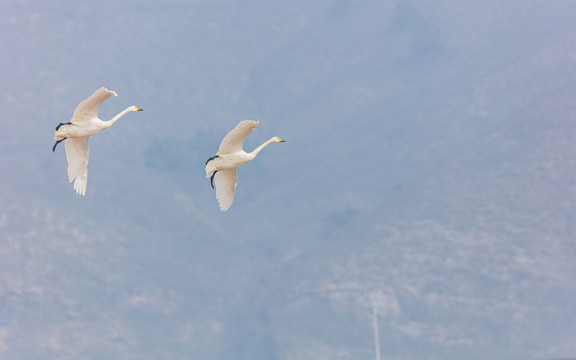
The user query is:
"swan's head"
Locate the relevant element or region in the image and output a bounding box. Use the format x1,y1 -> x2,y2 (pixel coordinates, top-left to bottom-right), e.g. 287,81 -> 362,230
129,106 -> 144,112
272,137 -> 286,143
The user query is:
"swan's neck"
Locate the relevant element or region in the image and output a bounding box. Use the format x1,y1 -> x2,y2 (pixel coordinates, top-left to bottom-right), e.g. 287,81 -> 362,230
249,138 -> 276,158
103,108 -> 132,128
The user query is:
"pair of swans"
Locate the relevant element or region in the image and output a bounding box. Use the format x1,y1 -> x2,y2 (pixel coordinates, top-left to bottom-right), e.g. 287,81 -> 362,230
53,87 -> 285,211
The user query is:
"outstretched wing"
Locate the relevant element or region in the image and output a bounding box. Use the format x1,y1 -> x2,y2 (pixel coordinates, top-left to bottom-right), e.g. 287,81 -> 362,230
65,137 -> 90,196
214,168 -> 238,211
217,120 -> 259,155
71,87 -> 117,123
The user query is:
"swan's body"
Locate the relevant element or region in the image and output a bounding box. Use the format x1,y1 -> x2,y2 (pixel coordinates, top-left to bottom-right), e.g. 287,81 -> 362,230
53,87 -> 143,195
205,120 -> 285,211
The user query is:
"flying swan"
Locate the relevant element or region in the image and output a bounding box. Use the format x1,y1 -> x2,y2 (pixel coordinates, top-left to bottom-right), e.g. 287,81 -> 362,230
53,87 -> 143,195
205,120 -> 285,211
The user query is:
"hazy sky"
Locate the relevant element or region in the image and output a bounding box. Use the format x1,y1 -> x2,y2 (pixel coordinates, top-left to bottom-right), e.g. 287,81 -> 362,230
2,1 -> 576,359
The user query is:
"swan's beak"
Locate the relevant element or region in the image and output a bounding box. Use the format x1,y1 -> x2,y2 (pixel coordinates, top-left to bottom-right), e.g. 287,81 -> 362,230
136,107 -> 143,111
279,138 -> 286,142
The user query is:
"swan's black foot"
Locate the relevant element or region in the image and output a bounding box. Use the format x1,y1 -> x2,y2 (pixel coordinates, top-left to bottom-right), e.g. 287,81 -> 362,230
205,155 -> 219,165
206,155 -> 219,188
55,122 -> 72,131
52,138 -> 66,152
210,171 -> 217,189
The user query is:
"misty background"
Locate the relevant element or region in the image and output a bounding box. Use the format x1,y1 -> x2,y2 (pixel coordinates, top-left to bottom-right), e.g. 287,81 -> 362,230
1,1 -> 576,359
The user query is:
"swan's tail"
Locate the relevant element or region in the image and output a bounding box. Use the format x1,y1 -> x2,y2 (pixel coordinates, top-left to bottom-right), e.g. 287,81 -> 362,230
54,131 -> 66,141
205,155 -> 219,178
205,167 -> 215,179
54,122 -> 72,140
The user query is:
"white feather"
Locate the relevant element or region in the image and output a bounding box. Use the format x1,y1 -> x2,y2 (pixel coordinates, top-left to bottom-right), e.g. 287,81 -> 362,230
217,120 -> 259,155
71,87 -> 117,123
214,168 -> 238,211
65,137 -> 89,196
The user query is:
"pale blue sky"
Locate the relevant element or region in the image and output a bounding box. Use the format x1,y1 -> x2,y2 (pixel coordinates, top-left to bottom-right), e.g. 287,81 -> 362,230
1,1 -> 576,359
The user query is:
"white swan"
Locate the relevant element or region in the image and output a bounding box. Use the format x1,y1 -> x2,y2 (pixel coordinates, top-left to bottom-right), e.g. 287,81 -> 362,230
205,120 -> 285,211
53,87 -> 143,196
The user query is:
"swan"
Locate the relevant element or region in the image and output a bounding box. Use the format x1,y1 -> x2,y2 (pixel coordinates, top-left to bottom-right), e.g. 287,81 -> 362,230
53,87 -> 143,195
205,120 -> 285,211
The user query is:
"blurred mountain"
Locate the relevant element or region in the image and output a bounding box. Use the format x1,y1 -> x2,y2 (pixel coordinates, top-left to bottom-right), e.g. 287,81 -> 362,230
1,1 -> 576,359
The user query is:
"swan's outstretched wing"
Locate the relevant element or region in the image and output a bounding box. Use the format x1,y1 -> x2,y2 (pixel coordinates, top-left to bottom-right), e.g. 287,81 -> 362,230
65,137 -> 90,196
71,87 -> 117,123
214,168 -> 238,211
217,120 -> 259,155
